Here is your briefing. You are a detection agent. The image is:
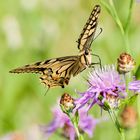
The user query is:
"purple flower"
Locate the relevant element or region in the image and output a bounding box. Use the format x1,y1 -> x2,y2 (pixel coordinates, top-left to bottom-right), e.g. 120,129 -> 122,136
136,0 -> 140,3
75,65 -> 140,110
41,106 -> 99,140
129,80 -> 140,93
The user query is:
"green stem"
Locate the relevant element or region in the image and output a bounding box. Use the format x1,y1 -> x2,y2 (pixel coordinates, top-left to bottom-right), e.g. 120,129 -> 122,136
109,0 -> 125,36
125,0 -> 134,33
69,113 -> 84,140
73,119 -> 84,140
100,0 -> 134,53
108,109 -> 125,140
124,0 -> 134,53
109,0 -> 130,53
123,34 -> 130,53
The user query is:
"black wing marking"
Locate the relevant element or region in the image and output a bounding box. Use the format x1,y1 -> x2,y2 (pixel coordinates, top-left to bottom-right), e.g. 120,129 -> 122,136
9,56 -> 79,77
77,5 -> 101,50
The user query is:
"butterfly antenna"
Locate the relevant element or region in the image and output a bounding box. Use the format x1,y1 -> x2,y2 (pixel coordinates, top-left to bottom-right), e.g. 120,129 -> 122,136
93,27 -> 103,41
75,28 -> 102,44
91,53 -> 102,69
44,85 -> 50,96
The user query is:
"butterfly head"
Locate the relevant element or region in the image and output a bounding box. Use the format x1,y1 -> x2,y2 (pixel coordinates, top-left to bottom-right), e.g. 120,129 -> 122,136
79,48 -> 92,66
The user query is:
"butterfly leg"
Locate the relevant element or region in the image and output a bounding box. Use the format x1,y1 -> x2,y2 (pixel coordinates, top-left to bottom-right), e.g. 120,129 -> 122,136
89,62 -> 98,69
91,53 -> 102,69
44,85 -> 50,95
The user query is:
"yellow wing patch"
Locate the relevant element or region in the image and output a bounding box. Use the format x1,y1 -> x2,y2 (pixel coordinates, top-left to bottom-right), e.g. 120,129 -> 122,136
77,5 -> 101,50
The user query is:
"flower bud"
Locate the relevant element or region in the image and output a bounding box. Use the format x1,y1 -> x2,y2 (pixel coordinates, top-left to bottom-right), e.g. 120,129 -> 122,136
60,93 -> 75,114
120,106 -> 138,129
117,52 -> 135,74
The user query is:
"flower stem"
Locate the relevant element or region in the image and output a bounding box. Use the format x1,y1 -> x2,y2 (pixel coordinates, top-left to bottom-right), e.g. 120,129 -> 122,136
69,113 -> 84,140
100,0 -> 134,53
124,0 -> 134,34
124,0 -> 134,54
108,109 -> 125,140
109,0 -> 130,53
109,0 -> 125,36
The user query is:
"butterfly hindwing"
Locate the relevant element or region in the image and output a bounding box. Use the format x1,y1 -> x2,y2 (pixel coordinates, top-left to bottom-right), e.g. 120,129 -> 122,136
10,56 -> 80,88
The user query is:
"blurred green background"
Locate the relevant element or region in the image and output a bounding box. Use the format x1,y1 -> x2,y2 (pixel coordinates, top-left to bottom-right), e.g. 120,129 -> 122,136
0,0 -> 140,139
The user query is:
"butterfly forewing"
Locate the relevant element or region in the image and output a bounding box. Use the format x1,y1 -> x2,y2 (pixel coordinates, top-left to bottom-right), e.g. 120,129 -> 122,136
10,5 -> 101,89
77,5 -> 101,50
10,56 -> 81,88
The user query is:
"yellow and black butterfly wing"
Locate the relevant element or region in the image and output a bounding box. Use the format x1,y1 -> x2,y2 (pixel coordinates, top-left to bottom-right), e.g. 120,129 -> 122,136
10,56 -> 80,88
77,5 -> 101,51
9,5 -> 101,89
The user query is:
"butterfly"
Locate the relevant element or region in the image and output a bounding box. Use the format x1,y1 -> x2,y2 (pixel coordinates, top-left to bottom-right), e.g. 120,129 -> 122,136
10,5 -> 101,89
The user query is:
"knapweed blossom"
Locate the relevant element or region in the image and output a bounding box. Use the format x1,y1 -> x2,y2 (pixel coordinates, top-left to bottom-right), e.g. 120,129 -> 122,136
41,105 -> 99,140
75,65 -> 140,111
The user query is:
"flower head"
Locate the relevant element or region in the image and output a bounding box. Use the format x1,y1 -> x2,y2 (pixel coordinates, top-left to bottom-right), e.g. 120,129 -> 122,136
120,106 -> 138,128
60,93 -> 75,114
75,65 -> 140,111
41,105 -> 99,140
117,52 -> 135,74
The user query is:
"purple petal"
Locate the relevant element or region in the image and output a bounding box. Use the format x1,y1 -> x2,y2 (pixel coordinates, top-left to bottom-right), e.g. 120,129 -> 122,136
129,80 -> 140,93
